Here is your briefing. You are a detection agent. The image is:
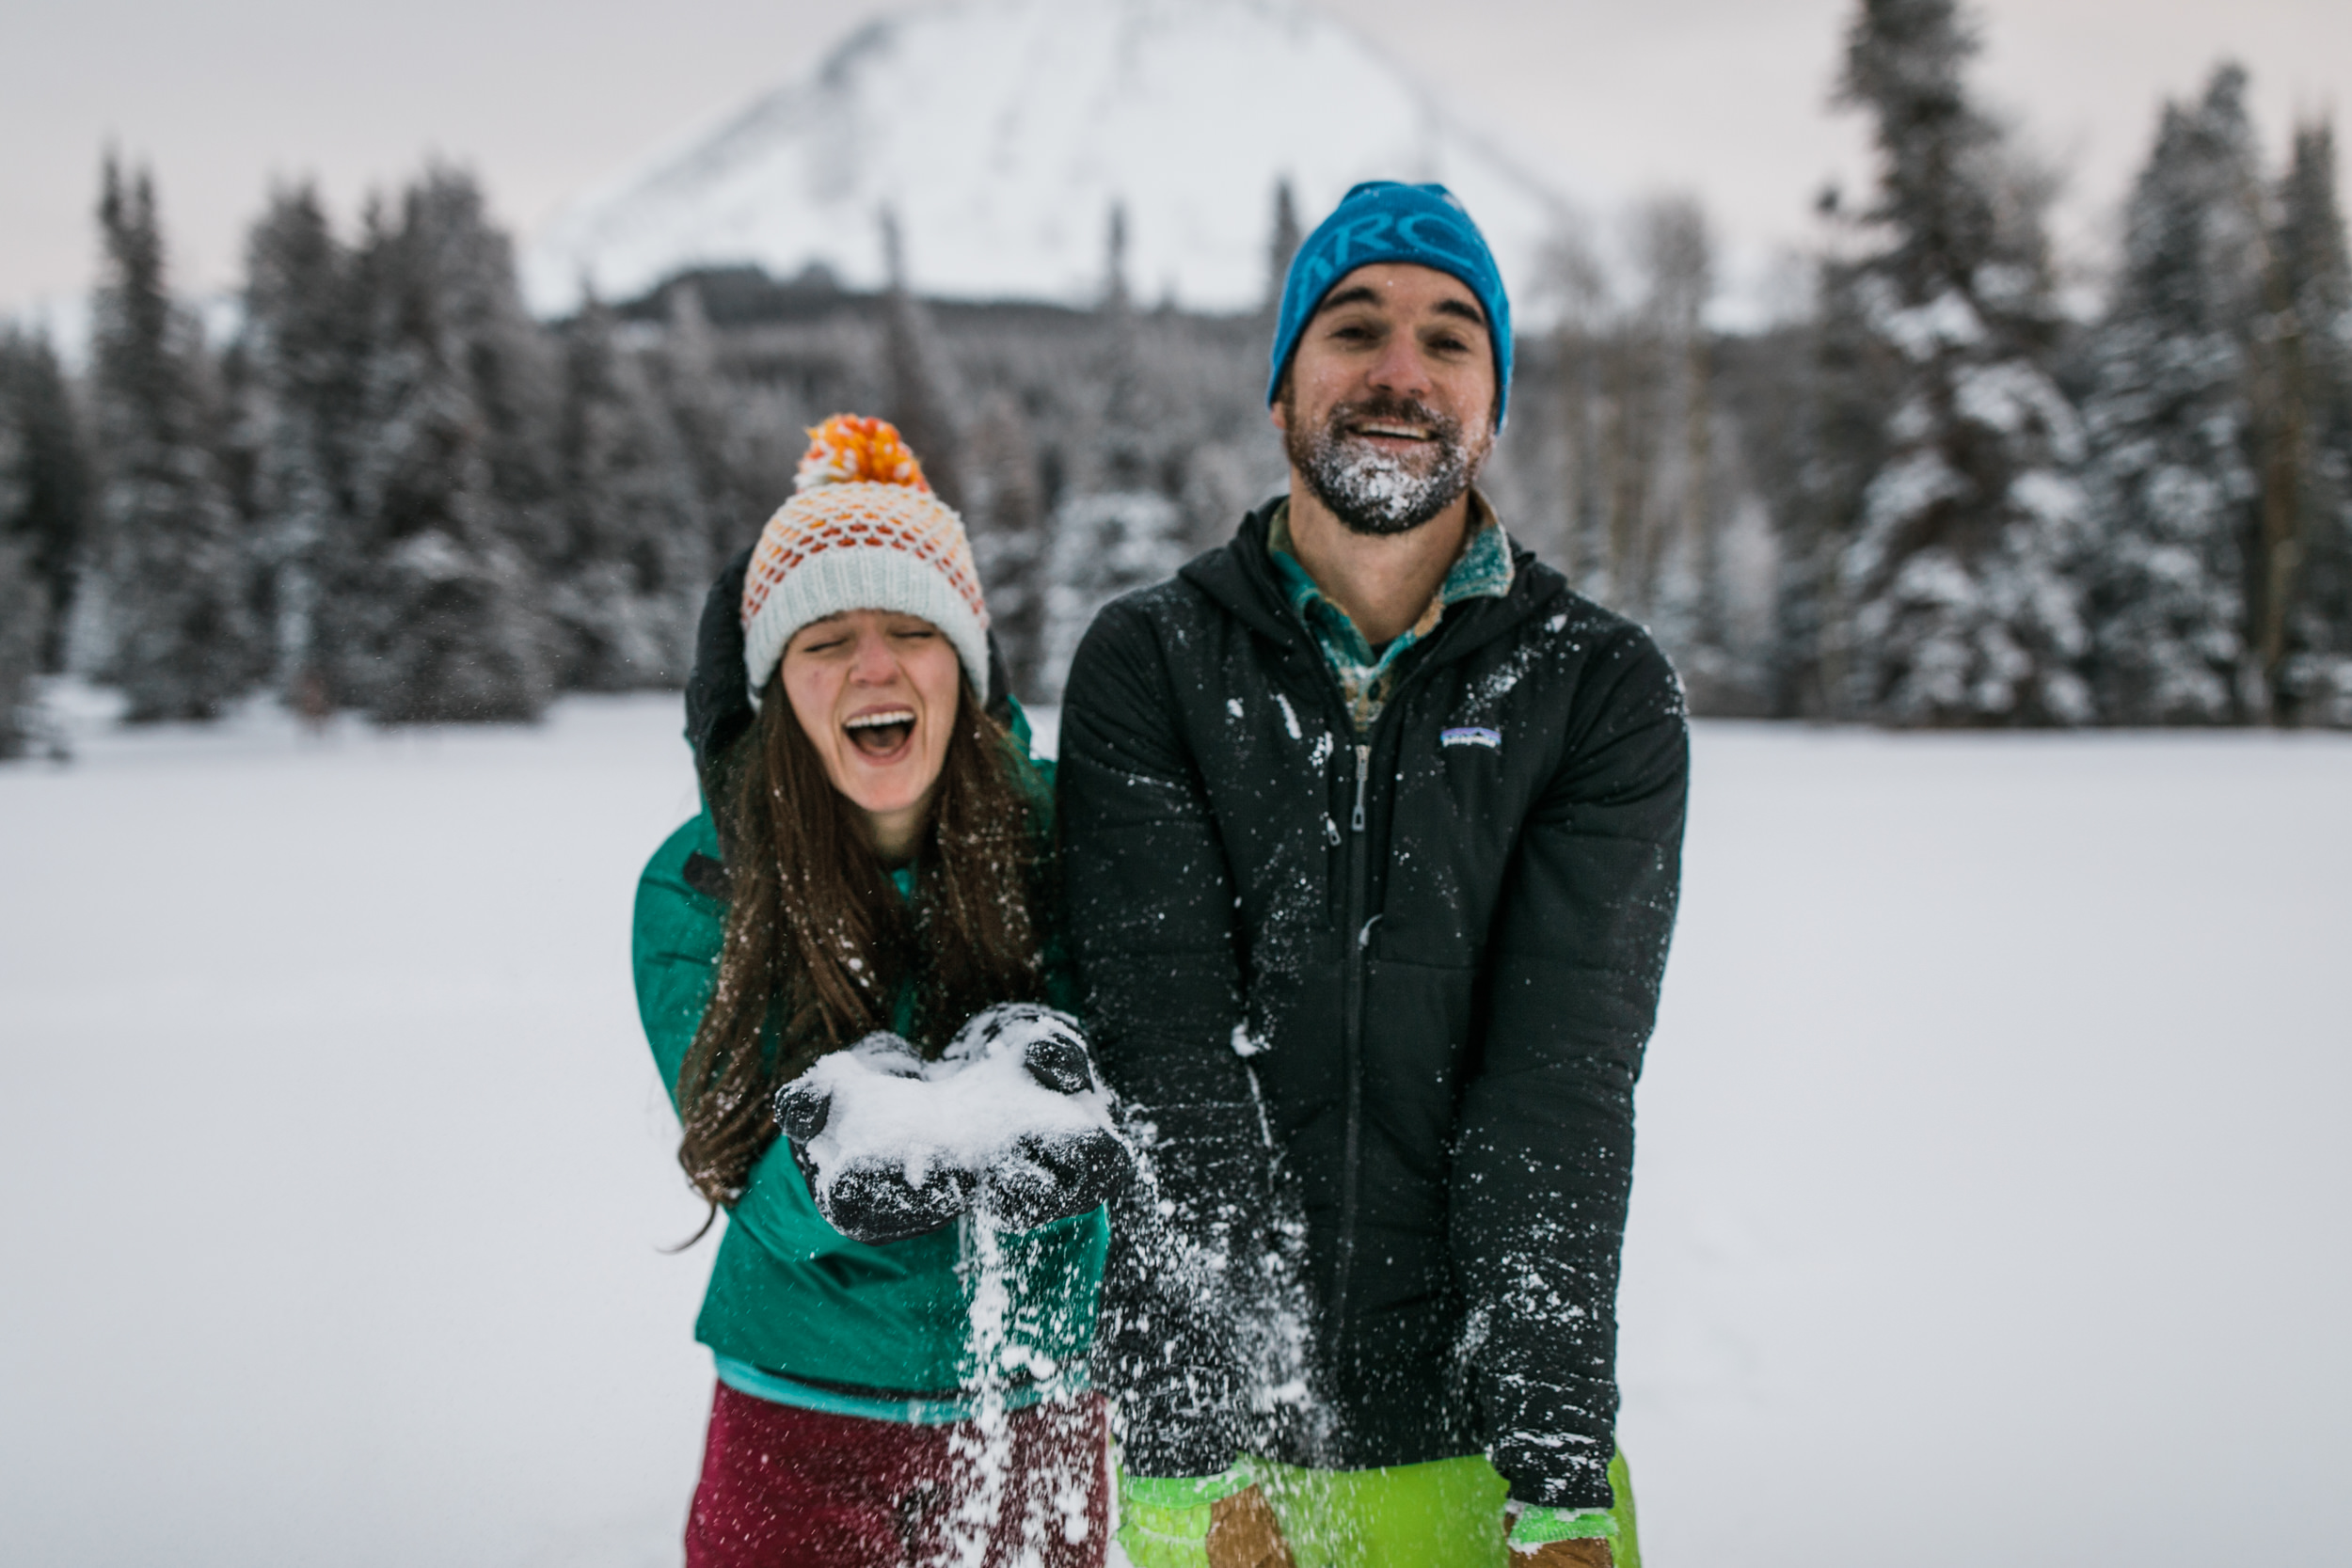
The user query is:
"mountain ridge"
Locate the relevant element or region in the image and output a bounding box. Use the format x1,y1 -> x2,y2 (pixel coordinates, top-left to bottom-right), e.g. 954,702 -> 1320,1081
522,0 -> 1581,319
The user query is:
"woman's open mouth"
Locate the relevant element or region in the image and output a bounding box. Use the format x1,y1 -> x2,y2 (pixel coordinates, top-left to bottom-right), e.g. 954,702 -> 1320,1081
844,707 -> 916,758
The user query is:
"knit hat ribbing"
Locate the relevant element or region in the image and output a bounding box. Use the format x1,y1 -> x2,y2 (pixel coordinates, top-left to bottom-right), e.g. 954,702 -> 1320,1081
1266,181 -> 1514,426
740,416 -> 991,702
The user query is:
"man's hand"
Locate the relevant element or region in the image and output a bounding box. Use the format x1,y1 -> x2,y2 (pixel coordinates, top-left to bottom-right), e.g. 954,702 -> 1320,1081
1116,1472 -> 1296,1568
1206,1485 -> 1295,1568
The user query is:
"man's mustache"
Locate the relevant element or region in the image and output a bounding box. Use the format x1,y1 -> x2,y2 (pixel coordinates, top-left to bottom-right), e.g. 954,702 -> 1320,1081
1324,395 -> 1463,447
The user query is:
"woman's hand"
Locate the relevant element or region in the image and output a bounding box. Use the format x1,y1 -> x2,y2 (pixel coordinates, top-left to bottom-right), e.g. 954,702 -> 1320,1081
775,1035 -> 980,1244
951,1005 -> 1135,1230
772,1006 -> 1132,1245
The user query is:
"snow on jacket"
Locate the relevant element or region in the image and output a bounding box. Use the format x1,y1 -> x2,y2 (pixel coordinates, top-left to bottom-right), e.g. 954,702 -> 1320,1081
629,725 -> 1107,1411
1058,499 -> 1687,1508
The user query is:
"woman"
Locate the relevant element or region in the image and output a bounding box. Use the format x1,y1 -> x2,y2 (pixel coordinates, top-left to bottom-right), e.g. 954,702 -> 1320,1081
631,417 -> 1113,1567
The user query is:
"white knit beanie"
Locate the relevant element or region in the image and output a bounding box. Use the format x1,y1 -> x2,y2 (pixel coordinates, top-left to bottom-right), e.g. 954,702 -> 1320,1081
739,415 -> 991,703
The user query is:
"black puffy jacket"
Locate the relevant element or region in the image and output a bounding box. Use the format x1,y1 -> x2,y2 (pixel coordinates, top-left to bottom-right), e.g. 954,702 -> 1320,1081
1058,501 -> 1687,1509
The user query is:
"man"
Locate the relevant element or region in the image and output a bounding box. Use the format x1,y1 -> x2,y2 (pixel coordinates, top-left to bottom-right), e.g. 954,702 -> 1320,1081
1059,182 -> 1688,1567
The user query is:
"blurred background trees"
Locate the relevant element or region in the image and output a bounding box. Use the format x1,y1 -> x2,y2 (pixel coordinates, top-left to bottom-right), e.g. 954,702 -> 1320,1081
13,0 -> 2352,733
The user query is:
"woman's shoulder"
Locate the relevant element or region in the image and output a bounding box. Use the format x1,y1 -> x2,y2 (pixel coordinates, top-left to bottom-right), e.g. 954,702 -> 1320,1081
1001,694 -> 1057,816
639,809 -> 725,903
634,809 -> 728,973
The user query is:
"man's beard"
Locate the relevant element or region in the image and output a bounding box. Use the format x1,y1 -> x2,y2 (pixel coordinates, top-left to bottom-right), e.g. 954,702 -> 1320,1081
1284,391 -> 1485,537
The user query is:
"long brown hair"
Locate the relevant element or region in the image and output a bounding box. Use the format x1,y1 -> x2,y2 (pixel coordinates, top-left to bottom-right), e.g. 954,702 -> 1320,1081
675,673 -> 1050,1220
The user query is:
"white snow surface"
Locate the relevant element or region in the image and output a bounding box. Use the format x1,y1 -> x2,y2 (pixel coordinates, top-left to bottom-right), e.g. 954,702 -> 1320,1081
520,0 -> 1577,319
3,690 -> 2349,1566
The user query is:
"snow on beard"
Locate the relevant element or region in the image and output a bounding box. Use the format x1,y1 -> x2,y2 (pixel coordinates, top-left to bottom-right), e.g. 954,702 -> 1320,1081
1285,389 -> 1486,537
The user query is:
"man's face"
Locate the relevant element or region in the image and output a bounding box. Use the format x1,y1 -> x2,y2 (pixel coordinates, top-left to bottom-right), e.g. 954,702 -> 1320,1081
1272,262 -> 1497,537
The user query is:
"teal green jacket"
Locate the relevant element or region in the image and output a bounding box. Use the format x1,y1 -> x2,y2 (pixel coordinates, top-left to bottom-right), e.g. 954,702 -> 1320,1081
629,737 -> 1107,1406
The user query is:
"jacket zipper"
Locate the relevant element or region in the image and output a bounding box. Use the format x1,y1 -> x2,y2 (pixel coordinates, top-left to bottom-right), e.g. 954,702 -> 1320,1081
1333,740 -> 1372,1331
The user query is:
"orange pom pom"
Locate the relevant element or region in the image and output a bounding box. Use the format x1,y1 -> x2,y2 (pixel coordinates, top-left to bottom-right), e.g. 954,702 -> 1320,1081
793,414 -> 931,494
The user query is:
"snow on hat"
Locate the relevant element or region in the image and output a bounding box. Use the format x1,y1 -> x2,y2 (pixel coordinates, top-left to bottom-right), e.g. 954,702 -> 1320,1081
1266,181 -> 1514,426
740,415 -> 991,702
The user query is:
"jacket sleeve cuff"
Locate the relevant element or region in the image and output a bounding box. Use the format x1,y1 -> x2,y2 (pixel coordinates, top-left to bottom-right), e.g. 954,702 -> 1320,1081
1509,1502 -> 1617,1545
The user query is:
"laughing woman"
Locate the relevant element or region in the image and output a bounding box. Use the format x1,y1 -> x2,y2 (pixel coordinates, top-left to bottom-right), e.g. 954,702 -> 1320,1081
631,417 -> 1117,1568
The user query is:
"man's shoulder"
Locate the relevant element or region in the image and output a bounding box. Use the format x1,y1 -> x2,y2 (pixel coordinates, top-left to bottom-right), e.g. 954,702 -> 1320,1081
1074,531 -> 1272,660
1469,551 -> 1688,730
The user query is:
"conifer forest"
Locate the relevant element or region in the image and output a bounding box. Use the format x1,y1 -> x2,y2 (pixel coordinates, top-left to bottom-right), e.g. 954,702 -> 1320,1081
5,0 -> 2350,752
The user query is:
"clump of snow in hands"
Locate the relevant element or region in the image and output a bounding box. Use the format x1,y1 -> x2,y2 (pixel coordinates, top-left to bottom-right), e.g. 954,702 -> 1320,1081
789,1005 -> 1121,1232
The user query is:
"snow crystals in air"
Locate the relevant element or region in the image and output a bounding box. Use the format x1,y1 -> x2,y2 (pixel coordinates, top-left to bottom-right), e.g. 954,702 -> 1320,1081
788,1006 -> 1119,1563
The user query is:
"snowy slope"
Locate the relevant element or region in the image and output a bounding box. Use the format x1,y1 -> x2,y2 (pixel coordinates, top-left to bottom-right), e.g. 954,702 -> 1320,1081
3,697 -> 2348,1566
521,0 -> 1579,318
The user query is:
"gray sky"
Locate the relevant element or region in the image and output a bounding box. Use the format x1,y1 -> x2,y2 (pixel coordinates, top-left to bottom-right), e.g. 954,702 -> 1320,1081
4,0 -> 2347,321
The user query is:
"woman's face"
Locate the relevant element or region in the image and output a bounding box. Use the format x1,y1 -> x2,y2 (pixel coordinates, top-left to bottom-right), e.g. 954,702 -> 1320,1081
780,610 -> 962,859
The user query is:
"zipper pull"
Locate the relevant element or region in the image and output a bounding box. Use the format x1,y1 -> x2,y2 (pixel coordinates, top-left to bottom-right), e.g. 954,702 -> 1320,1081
1351,744 -> 1370,833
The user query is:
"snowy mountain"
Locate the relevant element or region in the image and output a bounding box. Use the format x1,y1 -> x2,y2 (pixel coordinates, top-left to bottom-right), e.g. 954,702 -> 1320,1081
522,0 -> 1581,318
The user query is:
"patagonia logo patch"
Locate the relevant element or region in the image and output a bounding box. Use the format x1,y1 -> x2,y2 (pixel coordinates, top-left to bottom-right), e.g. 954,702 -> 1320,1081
1440,726 -> 1502,752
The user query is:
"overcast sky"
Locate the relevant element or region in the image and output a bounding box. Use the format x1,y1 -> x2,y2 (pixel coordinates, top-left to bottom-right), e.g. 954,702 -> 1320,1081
3,0 -> 2346,323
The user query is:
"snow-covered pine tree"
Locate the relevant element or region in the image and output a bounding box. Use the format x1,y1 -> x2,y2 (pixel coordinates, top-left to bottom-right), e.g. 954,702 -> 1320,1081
2076,65 -> 2267,723
238,182 -> 361,706
964,393 -> 1049,698
879,209 -> 969,513
1543,223 -> 1616,597
339,168 -> 554,722
0,329 -> 89,673
1038,487 -> 1186,703
1830,0 -> 2090,725
548,297 -> 706,689
1264,180 -> 1301,321
0,399 -> 44,755
1771,183 -> 1899,719
1032,203 -> 1190,701
87,156 -> 263,721
2263,121 -> 2352,725
657,283 -> 765,564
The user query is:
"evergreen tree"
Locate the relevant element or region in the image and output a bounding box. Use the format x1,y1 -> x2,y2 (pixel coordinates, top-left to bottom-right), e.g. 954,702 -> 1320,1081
1544,223 -> 1616,596
1265,180 -> 1301,317
658,282 -> 766,562
965,392 -> 1048,695
2265,122 -> 2352,725
238,182 -> 361,705
1038,486 -> 1186,702
548,297 -> 706,689
0,330 -> 91,672
1772,187 -> 1899,719
87,155 -> 262,721
1032,202 -> 1191,700
339,168 -> 555,722
879,209 -> 969,511
0,404 -> 45,755
2077,65 -> 2266,723
1830,0 -> 2090,725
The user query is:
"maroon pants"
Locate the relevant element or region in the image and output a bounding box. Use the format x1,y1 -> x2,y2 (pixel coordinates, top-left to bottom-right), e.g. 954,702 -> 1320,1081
684,1383 -> 1110,1568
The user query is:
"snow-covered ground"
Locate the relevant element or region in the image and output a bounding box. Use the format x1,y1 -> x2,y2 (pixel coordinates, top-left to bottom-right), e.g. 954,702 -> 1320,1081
2,693 -> 2345,1567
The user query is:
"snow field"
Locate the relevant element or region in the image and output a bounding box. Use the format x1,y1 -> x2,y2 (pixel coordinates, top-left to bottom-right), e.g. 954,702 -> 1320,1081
0,695 -> 716,1568
1617,723 -> 2352,1566
3,695 -> 2347,1566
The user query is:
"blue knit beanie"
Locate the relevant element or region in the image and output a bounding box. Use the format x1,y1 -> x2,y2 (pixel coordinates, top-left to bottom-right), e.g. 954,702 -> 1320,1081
1266,181 -> 1513,426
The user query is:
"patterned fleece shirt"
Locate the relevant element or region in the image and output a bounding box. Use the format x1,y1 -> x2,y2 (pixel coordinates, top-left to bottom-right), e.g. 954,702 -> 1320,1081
1265,491 -> 1516,733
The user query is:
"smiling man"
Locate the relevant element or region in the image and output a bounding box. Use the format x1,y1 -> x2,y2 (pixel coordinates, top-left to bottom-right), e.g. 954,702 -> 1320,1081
1058,182 -> 1689,1566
